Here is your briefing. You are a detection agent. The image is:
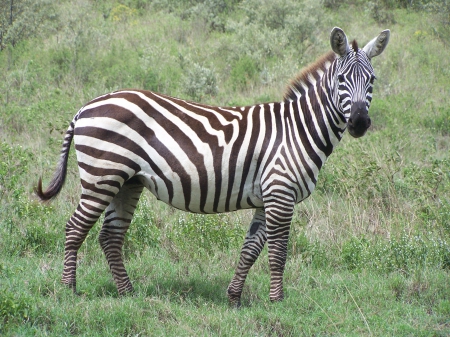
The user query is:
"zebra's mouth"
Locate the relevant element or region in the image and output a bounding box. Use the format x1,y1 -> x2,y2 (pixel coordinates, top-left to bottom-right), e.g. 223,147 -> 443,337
347,102 -> 371,138
347,124 -> 369,138
347,115 -> 371,138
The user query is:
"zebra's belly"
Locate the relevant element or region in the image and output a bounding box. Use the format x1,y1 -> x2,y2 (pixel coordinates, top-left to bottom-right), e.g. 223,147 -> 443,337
136,172 -> 263,213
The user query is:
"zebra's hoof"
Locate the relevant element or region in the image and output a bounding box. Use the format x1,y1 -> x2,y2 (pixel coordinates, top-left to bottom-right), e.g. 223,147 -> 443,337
118,288 -> 135,297
227,292 -> 242,308
228,298 -> 242,309
269,294 -> 284,302
62,280 -> 77,292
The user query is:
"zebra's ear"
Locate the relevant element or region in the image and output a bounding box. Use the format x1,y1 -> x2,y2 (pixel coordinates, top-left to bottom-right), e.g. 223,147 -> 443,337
330,27 -> 350,57
363,29 -> 390,59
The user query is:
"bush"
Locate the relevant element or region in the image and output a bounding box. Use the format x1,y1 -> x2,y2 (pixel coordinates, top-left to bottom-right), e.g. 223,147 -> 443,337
0,291 -> 30,330
365,1 -> 396,24
170,213 -> 245,254
0,142 -> 60,255
184,62 -> 218,101
184,0 -> 236,32
124,198 -> 161,256
230,56 -> 258,91
0,142 -> 33,201
340,233 -> 450,273
428,0 -> 450,29
0,0 -> 56,50
239,0 -> 322,47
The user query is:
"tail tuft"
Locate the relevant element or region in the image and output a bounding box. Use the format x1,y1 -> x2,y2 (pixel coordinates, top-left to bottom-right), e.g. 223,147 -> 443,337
35,177 -> 59,202
35,122 -> 74,202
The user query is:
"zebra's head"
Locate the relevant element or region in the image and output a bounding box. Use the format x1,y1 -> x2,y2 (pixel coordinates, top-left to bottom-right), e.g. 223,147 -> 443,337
330,27 -> 390,138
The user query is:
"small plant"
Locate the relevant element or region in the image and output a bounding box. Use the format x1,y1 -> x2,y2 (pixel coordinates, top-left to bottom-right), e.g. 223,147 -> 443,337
365,1 -> 396,24
342,236 -> 370,271
339,232 -> 450,273
124,198 -> 161,256
184,62 -> 218,101
110,4 -> 137,22
0,291 -> 30,331
230,56 -> 258,91
170,213 -> 244,254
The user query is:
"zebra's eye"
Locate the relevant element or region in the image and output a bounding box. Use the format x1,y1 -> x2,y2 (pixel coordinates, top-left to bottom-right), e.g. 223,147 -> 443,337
338,74 -> 345,82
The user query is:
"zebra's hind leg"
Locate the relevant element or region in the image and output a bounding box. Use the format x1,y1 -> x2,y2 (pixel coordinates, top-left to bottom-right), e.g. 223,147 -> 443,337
62,194 -> 114,292
98,177 -> 144,295
227,208 -> 267,307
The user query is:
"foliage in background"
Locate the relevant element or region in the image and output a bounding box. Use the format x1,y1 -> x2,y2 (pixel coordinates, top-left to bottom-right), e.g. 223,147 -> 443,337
0,0 -> 449,335
0,0 -> 56,50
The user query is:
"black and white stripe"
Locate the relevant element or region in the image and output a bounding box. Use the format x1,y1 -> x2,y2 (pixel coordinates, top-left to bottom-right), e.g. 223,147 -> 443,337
36,27 -> 390,305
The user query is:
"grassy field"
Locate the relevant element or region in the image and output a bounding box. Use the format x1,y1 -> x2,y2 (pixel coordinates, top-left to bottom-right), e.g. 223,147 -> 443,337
1,0 -> 450,335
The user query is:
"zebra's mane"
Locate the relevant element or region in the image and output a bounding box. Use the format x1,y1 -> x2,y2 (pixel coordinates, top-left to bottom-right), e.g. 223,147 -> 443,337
283,51 -> 337,103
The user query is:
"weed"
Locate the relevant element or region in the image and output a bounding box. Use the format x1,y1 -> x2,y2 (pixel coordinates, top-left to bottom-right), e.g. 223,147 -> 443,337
170,213 -> 245,254
230,56 -> 258,91
1,1 -> 450,335
184,62 -> 218,101
339,232 -> 450,274
365,1 -> 397,24
124,198 -> 161,256
342,236 -> 370,271
0,291 -> 30,331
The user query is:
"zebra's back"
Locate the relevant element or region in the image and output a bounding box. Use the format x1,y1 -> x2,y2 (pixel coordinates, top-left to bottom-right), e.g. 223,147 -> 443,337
73,89 -> 274,213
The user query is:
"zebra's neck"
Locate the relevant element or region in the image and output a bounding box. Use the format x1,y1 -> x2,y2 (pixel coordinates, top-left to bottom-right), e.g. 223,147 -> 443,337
283,51 -> 337,103
281,53 -> 346,162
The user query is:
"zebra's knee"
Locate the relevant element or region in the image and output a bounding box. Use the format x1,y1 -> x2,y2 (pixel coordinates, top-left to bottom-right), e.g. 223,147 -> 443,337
98,229 -> 111,251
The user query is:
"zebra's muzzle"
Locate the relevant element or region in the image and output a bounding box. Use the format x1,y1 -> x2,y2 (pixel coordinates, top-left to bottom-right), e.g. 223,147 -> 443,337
347,102 -> 371,138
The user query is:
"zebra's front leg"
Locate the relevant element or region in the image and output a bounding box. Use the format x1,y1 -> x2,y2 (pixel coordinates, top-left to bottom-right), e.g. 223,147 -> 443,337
265,202 -> 294,302
227,208 -> 267,307
98,178 -> 144,295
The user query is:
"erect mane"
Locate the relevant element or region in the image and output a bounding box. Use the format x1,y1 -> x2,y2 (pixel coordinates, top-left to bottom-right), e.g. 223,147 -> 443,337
283,51 -> 337,103
352,39 -> 359,52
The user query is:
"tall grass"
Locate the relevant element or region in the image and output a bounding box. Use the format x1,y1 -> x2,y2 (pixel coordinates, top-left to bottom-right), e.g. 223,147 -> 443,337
1,0 -> 449,335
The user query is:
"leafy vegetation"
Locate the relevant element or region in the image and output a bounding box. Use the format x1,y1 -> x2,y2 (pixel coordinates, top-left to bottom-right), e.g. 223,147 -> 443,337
1,0 -> 449,335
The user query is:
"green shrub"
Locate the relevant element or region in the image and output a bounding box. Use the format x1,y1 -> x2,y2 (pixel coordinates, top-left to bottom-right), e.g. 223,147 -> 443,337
183,0 -> 236,32
230,56 -> 258,91
0,0 -> 56,50
340,233 -> 450,273
342,236 -> 370,270
0,142 -> 33,199
184,62 -> 218,101
240,0 -> 322,47
0,291 -> 30,330
423,106 -> 450,136
428,0 -> 450,43
170,213 -> 245,254
0,142 -> 61,255
124,198 -> 161,256
365,1 -> 396,24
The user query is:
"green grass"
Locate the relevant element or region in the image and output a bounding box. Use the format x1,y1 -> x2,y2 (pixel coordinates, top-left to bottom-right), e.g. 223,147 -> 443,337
1,0 -> 450,335
2,250 -> 450,336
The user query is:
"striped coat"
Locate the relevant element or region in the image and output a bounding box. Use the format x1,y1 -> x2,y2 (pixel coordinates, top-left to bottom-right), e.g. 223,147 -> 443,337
36,27 -> 390,305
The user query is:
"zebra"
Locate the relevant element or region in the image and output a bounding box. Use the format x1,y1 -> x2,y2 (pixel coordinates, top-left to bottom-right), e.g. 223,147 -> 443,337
36,27 -> 390,306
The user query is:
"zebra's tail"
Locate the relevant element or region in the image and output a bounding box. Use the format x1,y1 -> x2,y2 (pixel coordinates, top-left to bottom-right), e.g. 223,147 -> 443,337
35,120 -> 75,201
